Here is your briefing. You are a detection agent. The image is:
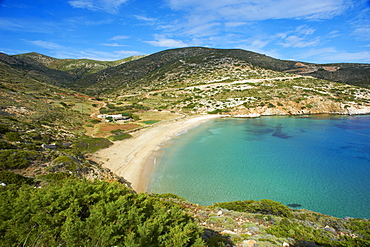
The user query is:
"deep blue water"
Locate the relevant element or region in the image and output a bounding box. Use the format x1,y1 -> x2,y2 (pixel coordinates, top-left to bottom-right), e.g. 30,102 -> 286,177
149,115 -> 370,218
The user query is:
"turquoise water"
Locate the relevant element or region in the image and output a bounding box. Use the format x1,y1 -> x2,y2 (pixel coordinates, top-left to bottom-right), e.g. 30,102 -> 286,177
149,115 -> 370,219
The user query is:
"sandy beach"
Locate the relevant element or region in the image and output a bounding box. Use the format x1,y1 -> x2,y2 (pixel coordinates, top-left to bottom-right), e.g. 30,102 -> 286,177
94,114 -> 226,192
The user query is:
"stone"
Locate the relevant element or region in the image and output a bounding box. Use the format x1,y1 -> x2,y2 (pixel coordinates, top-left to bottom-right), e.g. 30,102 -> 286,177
221,230 -> 236,235
324,225 -> 336,235
242,239 -> 256,247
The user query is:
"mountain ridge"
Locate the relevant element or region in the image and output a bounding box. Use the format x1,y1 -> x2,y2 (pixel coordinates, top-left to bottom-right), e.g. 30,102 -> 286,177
3,47 -> 370,96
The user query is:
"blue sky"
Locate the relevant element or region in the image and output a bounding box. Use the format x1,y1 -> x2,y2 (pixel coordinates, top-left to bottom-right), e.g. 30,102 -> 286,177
1,0 -> 369,63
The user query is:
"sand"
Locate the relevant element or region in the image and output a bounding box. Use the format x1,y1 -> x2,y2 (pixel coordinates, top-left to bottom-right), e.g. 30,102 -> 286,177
94,114 -> 226,192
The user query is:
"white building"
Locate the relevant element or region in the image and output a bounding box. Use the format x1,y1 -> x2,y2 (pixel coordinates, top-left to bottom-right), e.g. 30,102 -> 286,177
97,114 -> 129,121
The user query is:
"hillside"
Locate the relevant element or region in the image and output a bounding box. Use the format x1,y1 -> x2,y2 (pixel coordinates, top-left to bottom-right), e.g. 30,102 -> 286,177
14,52 -> 146,78
0,55 -> 125,182
72,47 -> 370,95
90,52 -> 370,117
0,52 -> 76,87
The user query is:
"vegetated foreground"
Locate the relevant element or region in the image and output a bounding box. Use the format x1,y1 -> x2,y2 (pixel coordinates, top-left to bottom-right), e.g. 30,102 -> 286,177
1,47 -> 370,246
1,177 -> 369,247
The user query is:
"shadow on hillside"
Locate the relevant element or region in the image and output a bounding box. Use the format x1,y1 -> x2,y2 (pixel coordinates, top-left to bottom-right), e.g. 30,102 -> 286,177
202,228 -> 235,247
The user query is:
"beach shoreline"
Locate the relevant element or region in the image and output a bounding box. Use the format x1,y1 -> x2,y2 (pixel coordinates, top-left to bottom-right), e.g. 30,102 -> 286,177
93,114 -> 226,192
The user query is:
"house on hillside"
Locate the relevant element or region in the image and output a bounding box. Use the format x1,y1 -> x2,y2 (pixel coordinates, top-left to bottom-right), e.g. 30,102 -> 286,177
97,114 -> 130,121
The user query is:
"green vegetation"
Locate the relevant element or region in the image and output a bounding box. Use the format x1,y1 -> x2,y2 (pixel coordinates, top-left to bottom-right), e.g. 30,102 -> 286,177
0,171 -> 34,185
74,135 -> 112,153
89,119 -> 101,124
0,150 -> 39,169
108,130 -> 132,141
265,217 -> 370,246
37,172 -> 73,181
0,178 -> 204,246
142,120 -> 160,125
214,199 -> 293,217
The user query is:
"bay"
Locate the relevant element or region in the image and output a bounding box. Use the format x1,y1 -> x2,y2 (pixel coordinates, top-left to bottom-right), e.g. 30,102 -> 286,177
149,115 -> 370,218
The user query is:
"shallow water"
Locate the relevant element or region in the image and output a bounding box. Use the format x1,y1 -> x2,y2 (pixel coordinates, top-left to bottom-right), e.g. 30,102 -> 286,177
149,115 -> 370,218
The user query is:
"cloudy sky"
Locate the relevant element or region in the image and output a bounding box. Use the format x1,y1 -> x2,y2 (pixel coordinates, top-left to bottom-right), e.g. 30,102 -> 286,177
1,0 -> 370,63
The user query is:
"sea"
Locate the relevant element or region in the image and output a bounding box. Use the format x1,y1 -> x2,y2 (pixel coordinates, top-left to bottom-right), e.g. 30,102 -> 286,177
149,115 -> 370,219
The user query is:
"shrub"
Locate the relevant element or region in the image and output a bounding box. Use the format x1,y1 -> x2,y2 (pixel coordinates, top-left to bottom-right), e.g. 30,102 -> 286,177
74,136 -> 112,153
0,150 -> 38,169
0,140 -> 14,149
142,120 -> 159,125
0,171 -> 34,185
214,199 -> 293,217
132,114 -> 140,121
37,172 -> 72,181
52,156 -> 79,171
5,132 -> 21,142
208,109 -> 223,114
0,124 -> 8,134
89,119 -> 101,124
108,133 -> 132,141
0,179 -> 204,246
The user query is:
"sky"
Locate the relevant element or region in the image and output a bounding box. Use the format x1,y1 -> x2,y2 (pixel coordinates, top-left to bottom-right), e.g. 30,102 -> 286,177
0,0 -> 370,63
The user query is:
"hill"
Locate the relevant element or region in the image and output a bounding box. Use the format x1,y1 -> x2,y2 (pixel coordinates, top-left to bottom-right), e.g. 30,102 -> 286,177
0,53 -> 124,182
71,47 -> 370,95
14,52 -> 146,78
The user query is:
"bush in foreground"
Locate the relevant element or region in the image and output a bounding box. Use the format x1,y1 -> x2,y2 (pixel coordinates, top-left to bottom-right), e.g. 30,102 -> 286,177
0,178 -> 204,246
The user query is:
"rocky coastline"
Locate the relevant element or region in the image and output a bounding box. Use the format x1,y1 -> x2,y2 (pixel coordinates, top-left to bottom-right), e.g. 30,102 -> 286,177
228,97 -> 370,117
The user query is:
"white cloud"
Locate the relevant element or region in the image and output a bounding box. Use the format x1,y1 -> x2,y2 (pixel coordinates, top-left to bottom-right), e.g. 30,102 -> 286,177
353,26 -> 370,40
224,22 -> 248,28
28,40 -> 66,50
185,22 -> 221,37
145,35 -> 189,48
26,39 -> 141,60
115,50 -> 143,56
134,15 -> 156,22
281,35 -> 320,48
110,35 -> 129,40
0,18 -> 57,33
167,0 -> 351,20
100,43 -> 127,47
278,25 -> 320,48
63,49 -> 142,61
297,47 -> 370,63
320,51 -> 370,63
350,8 -> 370,40
68,0 -> 94,9
68,0 -> 128,14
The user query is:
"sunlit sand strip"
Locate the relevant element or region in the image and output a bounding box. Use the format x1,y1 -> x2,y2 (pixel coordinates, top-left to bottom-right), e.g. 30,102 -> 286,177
94,114 -> 227,192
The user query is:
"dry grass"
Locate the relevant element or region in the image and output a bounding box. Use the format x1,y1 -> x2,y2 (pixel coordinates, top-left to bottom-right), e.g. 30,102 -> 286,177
138,110 -> 181,121
100,124 -> 141,132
